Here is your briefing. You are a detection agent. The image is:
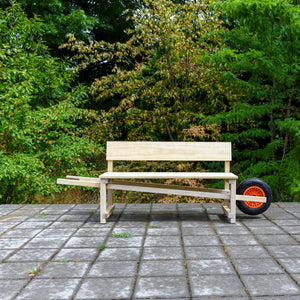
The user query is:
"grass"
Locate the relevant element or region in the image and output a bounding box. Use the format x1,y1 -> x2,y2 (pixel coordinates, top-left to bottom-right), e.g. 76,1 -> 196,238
112,232 -> 133,238
28,267 -> 40,276
148,225 -> 160,228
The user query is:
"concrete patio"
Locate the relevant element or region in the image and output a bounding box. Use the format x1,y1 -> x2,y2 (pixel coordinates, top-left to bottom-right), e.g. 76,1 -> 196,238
1,202 -> 300,300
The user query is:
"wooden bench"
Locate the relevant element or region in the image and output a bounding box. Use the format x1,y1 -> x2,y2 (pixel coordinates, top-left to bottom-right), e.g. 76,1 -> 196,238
57,141 -> 267,224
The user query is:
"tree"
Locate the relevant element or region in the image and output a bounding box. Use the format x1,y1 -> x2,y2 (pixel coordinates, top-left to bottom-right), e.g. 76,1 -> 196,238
0,0 -> 142,56
204,0 -> 300,200
63,0 -> 227,143
0,2 -> 102,203
64,0 -> 299,201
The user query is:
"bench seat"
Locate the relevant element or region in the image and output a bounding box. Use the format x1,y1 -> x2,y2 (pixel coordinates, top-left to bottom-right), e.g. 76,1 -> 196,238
100,172 -> 238,180
57,142 -> 267,224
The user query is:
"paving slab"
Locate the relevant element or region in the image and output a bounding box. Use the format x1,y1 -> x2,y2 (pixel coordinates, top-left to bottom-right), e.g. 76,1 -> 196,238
233,258 -> 284,274
138,260 -> 186,276
16,278 -> 80,300
134,276 -> 189,298
187,258 -> 235,275
54,248 -> 98,262
189,274 -> 247,297
98,247 -> 141,261
0,279 -> 29,300
225,245 -> 271,259
6,248 -> 58,262
241,274 -> 300,296
37,261 -> 90,278
1,202 -> 300,299
75,277 -> 135,299
87,261 -> 137,277
185,246 -> 226,259
142,246 -> 183,260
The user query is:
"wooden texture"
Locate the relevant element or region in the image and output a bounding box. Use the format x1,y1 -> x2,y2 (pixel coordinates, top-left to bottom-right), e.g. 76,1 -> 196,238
100,172 -> 238,180
108,180 -> 230,195
56,141 -> 266,224
66,175 -> 99,181
105,204 -> 115,218
222,205 -> 234,219
107,180 -> 230,200
236,194 -> 266,202
100,179 -> 108,224
106,141 -> 232,161
224,161 -> 230,190
229,180 -> 236,223
57,178 -> 100,188
107,160 -> 114,206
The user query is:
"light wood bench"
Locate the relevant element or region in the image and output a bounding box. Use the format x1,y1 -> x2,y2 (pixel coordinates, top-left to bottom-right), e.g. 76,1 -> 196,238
57,141 -> 267,223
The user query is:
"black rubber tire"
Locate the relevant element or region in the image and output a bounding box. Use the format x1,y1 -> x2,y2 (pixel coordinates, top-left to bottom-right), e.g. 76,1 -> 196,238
236,178 -> 272,215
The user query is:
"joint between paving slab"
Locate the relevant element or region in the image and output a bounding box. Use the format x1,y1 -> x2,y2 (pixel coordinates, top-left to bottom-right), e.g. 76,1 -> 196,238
70,202 -> 127,299
129,202 -> 152,299
0,204 -> 52,238
241,212 -> 300,291
14,204 -> 97,297
177,203 -> 193,299
204,206 -> 252,299
1,204 -> 62,264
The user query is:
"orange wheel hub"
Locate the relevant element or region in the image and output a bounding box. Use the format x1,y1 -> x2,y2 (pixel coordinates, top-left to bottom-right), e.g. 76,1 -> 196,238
244,186 -> 265,208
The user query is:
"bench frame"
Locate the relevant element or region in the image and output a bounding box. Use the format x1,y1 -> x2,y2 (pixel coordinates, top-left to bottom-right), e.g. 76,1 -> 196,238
57,142 -> 266,224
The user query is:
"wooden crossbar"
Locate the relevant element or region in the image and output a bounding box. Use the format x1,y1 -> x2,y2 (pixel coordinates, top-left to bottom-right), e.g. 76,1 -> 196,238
107,180 -> 231,200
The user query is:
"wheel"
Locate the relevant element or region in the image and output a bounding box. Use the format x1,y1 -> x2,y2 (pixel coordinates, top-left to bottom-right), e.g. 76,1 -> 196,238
236,178 -> 272,215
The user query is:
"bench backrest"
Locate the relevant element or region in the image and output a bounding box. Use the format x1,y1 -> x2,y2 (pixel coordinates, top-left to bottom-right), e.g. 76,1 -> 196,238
106,142 -> 232,161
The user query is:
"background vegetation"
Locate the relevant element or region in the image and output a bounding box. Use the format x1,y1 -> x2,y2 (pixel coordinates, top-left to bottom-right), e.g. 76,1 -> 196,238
0,0 -> 299,204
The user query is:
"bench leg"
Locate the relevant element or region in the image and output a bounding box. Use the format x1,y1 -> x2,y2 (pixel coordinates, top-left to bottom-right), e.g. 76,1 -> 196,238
108,189 -> 113,207
224,179 -> 230,208
100,179 -> 108,224
229,179 -> 236,223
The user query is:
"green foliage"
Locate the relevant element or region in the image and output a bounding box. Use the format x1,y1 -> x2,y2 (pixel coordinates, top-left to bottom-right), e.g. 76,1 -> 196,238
64,0 -> 299,201
209,0 -> 300,200
0,0 -> 142,56
0,2 -> 102,204
0,0 -> 97,52
112,232 -> 134,238
63,0 -> 227,143
1,0 -> 298,203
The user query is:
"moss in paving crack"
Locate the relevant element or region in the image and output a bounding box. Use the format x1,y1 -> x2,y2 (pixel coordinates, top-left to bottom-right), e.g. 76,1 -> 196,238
97,244 -> 106,250
39,212 -> 48,217
57,259 -> 70,262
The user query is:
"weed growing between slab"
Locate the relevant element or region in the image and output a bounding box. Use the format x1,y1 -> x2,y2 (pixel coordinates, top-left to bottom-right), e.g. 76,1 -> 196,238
112,232 -> 133,238
39,212 -> 49,217
97,244 -> 106,250
28,267 -> 40,277
57,259 -> 70,262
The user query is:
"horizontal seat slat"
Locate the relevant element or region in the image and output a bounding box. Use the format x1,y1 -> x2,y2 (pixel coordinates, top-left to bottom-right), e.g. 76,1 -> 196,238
100,172 -> 238,180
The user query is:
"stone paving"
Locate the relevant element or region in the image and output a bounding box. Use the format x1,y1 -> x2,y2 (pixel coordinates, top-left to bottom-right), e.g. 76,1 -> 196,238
1,202 -> 300,300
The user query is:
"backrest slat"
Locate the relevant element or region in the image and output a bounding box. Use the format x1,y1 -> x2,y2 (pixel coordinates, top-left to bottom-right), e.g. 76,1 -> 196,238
106,142 -> 231,161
